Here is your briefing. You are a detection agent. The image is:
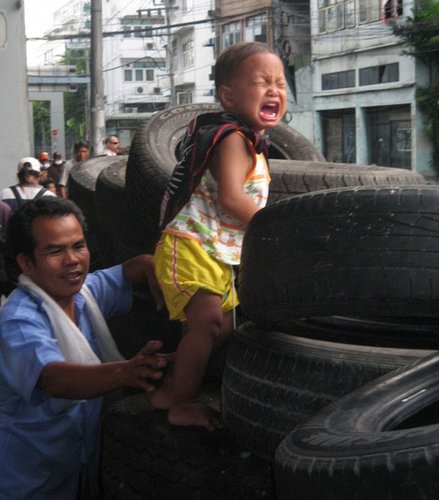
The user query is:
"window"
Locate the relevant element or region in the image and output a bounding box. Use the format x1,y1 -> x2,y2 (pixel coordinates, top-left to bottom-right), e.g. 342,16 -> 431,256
383,0 -> 403,21
322,70 -> 355,90
345,1 -> 355,27
359,0 -> 381,24
183,40 -> 194,68
359,63 -> 399,86
177,91 -> 193,105
123,60 -> 165,82
182,0 -> 193,13
319,0 -> 352,33
121,16 -> 159,38
222,21 -> 241,49
244,14 -> 267,43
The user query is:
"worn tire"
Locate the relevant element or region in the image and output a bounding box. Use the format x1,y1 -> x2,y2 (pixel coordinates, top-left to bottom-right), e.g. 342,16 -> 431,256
267,159 -> 425,204
275,351 -> 439,500
68,156 -> 122,224
101,391 -> 275,500
221,322 -> 433,460
239,185 -> 439,325
125,103 -> 325,252
68,156 -> 125,270
94,158 -> 148,266
278,316 -> 439,349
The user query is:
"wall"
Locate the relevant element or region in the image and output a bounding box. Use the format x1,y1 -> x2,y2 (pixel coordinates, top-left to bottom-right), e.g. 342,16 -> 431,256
219,0 -> 270,17
0,1 -> 32,188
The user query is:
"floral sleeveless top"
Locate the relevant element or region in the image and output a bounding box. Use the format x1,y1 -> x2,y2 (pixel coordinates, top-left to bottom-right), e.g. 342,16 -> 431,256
163,134 -> 270,265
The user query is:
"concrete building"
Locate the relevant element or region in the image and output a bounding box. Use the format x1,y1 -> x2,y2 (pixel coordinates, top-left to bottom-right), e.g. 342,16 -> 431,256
24,0 -> 435,174
101,0 -> 169,147
216,0 -> 434,175
215,0 -> 313,145
310,0 -> 432,175
0,1 -> 32,187
167,0 -> 216,105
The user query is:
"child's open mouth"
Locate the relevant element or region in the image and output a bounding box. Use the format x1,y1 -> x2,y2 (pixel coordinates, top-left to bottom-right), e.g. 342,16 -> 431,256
260,102 -> 280,121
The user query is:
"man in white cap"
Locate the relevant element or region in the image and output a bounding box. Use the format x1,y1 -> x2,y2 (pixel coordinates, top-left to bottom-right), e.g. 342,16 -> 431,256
1,157 -> 56,212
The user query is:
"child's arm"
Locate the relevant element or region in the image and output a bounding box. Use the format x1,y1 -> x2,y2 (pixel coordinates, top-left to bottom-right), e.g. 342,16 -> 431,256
210,133 -> 262,224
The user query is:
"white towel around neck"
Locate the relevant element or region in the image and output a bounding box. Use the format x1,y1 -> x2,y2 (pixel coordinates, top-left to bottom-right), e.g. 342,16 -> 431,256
18,274 -> 124,364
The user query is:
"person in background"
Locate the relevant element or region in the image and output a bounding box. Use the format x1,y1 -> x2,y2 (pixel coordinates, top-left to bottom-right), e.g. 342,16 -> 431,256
38,151 -> 51,170
41,178 -> 57,194
103,135 -> 120,156
0,197 -> 168,499
59,141 -> 90,199
38,152 -> 51,187
152,41 -> 287,430
1,157 -> 56,212
48,152 -> 66,196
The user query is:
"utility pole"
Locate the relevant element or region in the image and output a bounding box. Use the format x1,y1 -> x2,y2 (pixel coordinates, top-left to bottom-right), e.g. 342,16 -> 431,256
90,0 -> 105,155
164,0 -> 176,106
137,2 -> 176,106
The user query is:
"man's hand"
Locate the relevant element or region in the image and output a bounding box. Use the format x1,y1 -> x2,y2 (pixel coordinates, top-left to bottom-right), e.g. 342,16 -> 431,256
38,340 -> 169,399
122,340 -> 169,392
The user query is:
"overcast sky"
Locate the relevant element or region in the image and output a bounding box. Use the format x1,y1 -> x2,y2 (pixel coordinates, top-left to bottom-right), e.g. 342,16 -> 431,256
24,0 -> 60,65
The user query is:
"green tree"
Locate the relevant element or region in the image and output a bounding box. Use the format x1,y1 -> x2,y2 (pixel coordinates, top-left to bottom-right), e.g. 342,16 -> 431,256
63,48 -> 90,155
32,100 -> 51,154
393,0 -> 439,168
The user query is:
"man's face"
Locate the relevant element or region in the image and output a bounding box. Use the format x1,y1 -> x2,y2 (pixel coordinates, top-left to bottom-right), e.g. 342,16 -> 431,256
75,147 -> 90,162
24,172 -> 40,185
107,137 -> 119,153
18,215 -> 90,309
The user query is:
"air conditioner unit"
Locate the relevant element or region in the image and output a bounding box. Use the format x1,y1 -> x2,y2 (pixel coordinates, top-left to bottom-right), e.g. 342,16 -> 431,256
204,37 -> 215,47
153,87 -> 161,94
136,86 -> 144,94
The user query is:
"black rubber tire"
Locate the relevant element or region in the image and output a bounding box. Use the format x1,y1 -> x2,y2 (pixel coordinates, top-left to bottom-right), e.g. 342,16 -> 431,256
125,103 -> 325,252
274,351 -> 439,500
221,321 -> 433,460
68,156 -> 125,270
267,159 -> 425,204
279,316 -> 439,349
94,157 -> 148,266
68,156 -> 121,224
100,390 -> 275,500
239,185 -> 439,325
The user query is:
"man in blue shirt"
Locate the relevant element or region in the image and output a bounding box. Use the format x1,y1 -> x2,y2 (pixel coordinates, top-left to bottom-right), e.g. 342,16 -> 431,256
0,197 -> 168,499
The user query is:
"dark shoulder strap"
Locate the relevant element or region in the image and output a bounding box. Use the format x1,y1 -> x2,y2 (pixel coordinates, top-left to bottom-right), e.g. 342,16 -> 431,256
34,188 -> 47,200
10,186 -> 24,208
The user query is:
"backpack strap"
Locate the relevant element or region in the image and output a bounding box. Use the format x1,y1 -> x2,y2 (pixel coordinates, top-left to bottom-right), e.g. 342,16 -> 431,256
9,186 -> 47,208
9,186 -> 24,208
34,188 -> 47,200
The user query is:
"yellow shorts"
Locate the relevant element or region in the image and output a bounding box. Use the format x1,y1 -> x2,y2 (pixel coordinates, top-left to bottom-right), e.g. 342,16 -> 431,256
154,233 -> 238,321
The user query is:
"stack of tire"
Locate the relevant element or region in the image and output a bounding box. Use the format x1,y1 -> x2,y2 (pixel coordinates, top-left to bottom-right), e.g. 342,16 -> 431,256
67,104 -> 436,498
224,185 -> 439,499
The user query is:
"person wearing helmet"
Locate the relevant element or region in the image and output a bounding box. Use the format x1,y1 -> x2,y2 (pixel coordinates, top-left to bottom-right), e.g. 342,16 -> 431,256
38,152 -> 51,185
38,152 -> 51,169
1,157 -> 56,213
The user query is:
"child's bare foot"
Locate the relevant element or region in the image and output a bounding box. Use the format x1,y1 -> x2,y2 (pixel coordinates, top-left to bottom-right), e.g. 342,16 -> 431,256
168,401 -> 222,431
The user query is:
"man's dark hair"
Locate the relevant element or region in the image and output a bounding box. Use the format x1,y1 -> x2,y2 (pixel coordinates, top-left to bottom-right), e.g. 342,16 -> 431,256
74,140 -> 90,152
17,168 -> 39,184
6,197 -> 87,262
105,135 -> 119,146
